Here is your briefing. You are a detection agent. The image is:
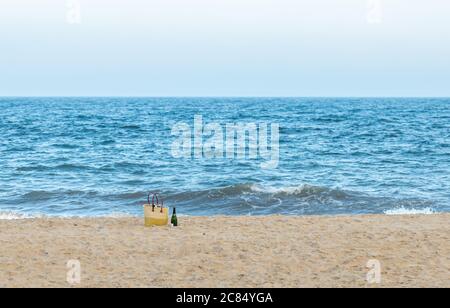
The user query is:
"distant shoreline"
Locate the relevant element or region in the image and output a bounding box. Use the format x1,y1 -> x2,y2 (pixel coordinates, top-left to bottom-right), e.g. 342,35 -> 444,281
1,214 -> 449,288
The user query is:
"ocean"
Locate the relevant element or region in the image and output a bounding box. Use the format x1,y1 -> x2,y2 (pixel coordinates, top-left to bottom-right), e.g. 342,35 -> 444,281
0,97 -> 449,218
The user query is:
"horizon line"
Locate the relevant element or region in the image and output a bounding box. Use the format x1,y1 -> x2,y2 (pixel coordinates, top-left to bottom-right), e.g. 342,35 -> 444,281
1,95 -> 450,99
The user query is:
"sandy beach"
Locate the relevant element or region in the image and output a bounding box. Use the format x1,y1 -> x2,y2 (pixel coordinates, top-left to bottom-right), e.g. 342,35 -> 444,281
0,214 -> 449,288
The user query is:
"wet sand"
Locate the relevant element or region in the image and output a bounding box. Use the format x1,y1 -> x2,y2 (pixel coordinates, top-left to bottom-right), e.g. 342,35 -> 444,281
0,214 -> 449,288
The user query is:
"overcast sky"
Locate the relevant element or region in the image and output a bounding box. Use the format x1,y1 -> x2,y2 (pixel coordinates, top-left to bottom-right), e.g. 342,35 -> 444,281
1,0 -> 449,97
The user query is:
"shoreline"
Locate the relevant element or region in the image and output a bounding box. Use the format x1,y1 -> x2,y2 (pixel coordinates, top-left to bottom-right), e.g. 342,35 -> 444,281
1,214 -> 449,288
0,208 -> 441,220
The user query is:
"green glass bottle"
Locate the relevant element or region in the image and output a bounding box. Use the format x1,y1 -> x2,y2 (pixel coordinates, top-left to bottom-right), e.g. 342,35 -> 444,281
171,207 -> 178,227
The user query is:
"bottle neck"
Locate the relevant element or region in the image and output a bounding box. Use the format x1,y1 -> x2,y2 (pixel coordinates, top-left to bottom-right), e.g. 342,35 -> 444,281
173,208 -> 176,215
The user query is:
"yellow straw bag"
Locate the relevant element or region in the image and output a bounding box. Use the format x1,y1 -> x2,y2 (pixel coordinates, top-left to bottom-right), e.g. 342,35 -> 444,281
144,193 -> 169,227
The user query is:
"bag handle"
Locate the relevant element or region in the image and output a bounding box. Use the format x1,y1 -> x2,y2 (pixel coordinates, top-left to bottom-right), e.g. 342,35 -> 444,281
148,192 -> 164,213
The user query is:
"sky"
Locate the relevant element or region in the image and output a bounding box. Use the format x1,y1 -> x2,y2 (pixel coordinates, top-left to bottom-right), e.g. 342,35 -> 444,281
0,0 -> 449,97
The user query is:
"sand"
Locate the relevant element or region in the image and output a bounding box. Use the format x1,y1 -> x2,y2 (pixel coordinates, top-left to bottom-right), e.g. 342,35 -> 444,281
0,214 -> 449,288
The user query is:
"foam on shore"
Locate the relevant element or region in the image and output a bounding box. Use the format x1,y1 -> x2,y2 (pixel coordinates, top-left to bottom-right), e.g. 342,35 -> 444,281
384,207 -> 436,215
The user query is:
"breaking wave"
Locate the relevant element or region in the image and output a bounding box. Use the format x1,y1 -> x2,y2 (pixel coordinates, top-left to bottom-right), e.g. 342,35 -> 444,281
5,181 -> 440,217
7,183 -> 439,216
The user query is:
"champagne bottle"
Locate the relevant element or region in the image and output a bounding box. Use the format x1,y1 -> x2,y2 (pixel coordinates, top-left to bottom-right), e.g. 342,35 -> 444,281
171,207 -> 178,227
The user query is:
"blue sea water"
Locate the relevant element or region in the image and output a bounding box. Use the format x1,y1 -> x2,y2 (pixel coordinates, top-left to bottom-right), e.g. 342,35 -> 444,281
0,97 -> 449,217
